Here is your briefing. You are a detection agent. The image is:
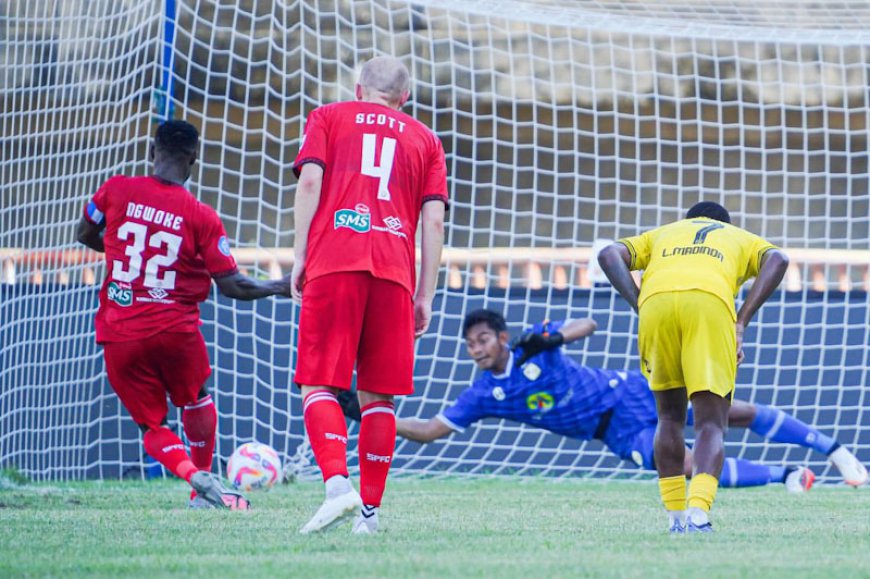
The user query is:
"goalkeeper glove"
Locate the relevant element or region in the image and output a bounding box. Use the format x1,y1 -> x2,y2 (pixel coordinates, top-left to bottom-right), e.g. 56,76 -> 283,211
511,330 -> 564,367
336,390 -> 361,422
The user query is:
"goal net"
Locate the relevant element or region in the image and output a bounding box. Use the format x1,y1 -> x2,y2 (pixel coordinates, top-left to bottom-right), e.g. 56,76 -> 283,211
1,0 -> 867,482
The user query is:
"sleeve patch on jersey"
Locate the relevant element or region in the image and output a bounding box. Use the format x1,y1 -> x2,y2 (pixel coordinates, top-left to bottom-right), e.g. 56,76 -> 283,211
86,201 -> 104,224
217,236 -> 231,256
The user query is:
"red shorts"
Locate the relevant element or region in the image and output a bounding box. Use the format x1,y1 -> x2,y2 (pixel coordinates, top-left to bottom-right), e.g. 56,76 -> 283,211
294,271 -> 414,395
103,331 -> 211,430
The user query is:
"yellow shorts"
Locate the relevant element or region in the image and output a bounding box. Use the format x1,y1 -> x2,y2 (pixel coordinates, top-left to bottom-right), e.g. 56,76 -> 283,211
637,290 -> 736,398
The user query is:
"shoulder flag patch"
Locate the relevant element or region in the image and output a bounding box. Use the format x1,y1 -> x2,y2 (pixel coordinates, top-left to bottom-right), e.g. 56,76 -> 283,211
86,201 -> 104,224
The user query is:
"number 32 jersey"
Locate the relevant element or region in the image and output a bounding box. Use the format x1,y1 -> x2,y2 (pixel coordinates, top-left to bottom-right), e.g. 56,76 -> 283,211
293,101 -> 449,295
83,175 -> 239,343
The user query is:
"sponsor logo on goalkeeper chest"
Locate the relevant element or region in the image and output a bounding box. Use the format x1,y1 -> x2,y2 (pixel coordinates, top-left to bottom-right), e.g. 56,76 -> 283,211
107,281 -> 133,307
334,204 -> 371,233
526,392 -> 554,412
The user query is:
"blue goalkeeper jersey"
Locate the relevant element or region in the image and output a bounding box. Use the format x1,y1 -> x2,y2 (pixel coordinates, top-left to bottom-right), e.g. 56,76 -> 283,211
437,321 -> 649,441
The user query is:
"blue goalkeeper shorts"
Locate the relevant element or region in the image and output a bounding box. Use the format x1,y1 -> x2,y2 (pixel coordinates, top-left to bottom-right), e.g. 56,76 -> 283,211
601,371 -> 658,471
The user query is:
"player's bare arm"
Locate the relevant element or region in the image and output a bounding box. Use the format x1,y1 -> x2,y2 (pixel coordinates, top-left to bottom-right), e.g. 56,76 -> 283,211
735,248 -> 789,364
396,416 -> 453,443
291,163 -> 324,301
213,271 -> 293,300
334,384 -> 452,443
75,216 -> 105,252
597,242 -> 639,312
414,199 -> 446,337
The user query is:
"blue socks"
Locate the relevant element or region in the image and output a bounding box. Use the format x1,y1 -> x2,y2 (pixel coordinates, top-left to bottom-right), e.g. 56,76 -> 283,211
719,457 -> 787,488
749,404 -> 837,455
687,403 -> 838,455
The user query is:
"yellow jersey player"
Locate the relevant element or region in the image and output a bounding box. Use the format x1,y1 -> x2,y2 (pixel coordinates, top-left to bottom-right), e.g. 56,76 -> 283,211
597,201 -> 790,534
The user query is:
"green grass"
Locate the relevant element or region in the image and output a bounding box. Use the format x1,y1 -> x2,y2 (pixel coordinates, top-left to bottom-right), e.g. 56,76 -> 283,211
0,478 -> 868,578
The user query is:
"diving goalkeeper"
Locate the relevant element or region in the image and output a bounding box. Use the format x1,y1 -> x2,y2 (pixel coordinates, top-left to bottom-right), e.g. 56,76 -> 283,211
339,309 -> 867,490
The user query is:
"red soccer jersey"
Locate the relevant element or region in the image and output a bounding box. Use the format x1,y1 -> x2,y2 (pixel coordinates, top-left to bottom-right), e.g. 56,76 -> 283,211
293,101 -> 448,295
83,175 -> 238,343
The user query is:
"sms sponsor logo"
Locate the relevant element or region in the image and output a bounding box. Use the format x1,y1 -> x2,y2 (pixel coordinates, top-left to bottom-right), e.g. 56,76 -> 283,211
334,206 -> 371,233
107,281 -> 133,307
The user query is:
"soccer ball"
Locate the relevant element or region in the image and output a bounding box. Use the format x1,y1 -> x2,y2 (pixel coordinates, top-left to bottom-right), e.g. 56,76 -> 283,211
227,442 -> 282,491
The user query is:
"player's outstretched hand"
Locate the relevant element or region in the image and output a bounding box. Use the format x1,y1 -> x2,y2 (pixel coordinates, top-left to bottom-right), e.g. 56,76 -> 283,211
336,390 -> 361,422
735,321 -> 746,366
512,331 -> 565,367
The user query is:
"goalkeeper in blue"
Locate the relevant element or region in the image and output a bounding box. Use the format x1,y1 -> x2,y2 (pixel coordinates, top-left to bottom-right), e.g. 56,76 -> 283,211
370,309 -> 867,492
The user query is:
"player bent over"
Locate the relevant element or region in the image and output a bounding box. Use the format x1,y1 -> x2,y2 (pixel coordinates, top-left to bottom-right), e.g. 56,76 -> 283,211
292,56 -> 448,534
599,201 -> 792,533
76,120 -> 292,510
338,309 -> 867,497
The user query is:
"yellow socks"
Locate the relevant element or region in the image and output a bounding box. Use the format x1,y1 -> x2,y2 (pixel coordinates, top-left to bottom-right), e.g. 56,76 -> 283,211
658,475 -> 687,511
687,473 -> 719,512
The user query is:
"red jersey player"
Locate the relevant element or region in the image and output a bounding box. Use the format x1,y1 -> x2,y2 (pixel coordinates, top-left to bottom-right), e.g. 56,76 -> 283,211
292,56 -> 448,534
76,120 -> 291,510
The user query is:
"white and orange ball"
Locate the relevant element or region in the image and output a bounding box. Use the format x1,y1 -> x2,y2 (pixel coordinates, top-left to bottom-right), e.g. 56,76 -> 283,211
227,442 -> 282,491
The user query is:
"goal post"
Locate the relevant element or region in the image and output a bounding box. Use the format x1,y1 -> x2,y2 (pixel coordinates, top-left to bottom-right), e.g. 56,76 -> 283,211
0,0 -> 867,481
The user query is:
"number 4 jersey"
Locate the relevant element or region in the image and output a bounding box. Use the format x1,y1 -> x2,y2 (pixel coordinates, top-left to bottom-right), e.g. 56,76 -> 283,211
83,175 -> 239,343
293,101 -> 448,295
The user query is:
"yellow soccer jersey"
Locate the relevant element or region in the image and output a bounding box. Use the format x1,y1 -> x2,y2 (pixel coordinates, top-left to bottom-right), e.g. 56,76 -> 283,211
619,217 -> 777,319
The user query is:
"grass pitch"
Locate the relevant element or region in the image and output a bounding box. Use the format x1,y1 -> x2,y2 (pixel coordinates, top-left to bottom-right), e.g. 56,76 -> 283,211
1,476 -> 867,578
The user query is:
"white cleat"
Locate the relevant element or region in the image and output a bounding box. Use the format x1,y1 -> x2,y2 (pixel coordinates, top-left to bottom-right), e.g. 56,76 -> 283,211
299,489 -> 363,534
352,505 -> 379,535
828,447 -> 869,487
784,466 -> 815,493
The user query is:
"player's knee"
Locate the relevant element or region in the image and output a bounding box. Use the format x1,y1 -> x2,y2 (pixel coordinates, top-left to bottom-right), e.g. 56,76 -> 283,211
694,421 -> 727,440
138,417 -> 169,434
361,392 -> 394,404
300,385 -> 341,398
358,390 -> 394,407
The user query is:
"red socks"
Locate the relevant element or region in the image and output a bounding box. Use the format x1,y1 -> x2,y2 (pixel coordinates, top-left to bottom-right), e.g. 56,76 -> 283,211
303,391 -> 350,481
358,400 -> 396,507
143,426 -> 198,482
303,391 -> 396,507
183,395 -> 217,472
